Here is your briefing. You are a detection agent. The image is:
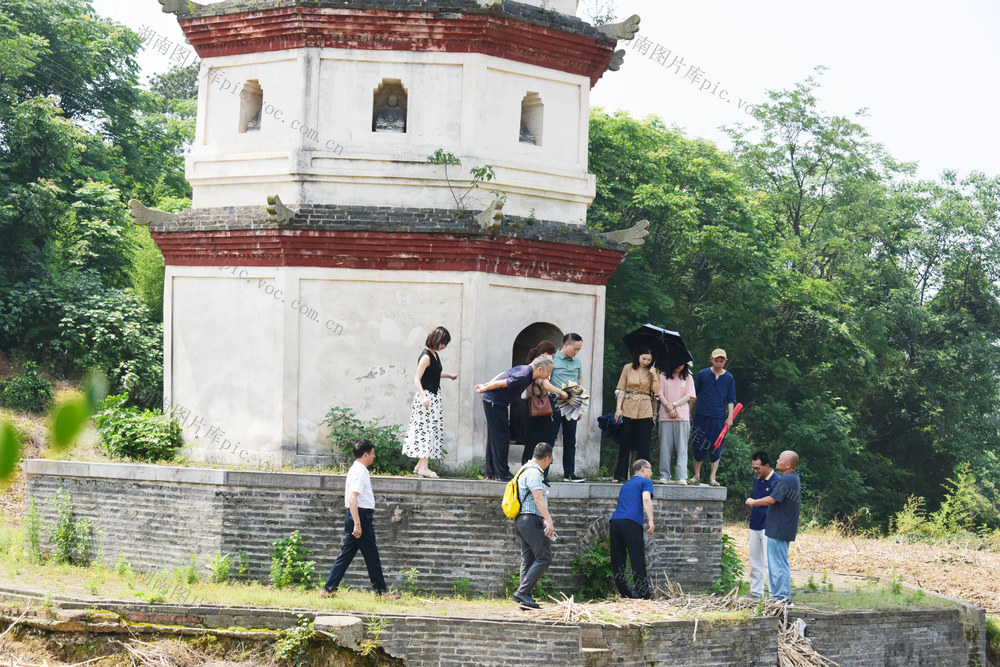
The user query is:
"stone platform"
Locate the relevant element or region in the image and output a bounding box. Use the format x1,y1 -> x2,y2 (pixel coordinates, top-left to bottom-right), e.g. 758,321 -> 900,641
25,460 -> 726,594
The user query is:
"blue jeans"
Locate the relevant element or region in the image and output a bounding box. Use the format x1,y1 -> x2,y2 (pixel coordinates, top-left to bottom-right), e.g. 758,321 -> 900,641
323,509 -> 388,594
550,397 -> 578,477
766,537 -> 791,601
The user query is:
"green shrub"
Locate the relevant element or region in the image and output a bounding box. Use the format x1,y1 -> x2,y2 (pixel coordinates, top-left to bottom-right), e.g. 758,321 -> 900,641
235,549 -> 250,581
270,531 -> 317,590
0,277 -> 163,409
0,361 -> 53,412
177,554 -> 199,584
206,552 -> 232,584
453,577 -> 472,599
48,488 -> 93,565
321,405 -> 409,475
571,539 -> 614,600
929,463 -> 998,533
987,615 -> 1000,665
274,616 -> 314,664
712,533 -> 745,594
95,393 -> 182,461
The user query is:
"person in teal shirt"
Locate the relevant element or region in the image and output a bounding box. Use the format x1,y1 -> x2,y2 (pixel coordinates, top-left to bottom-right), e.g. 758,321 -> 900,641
550,333 -> 584,481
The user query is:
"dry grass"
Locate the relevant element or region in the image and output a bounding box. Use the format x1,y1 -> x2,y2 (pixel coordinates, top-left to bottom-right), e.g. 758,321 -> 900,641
726,523 -> 1000,613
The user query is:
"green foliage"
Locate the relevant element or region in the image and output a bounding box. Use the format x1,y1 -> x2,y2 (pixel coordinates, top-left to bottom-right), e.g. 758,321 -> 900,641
48,488 -> 93,565
929,463 -> 998,533
114,552 -> 132,577
986,615 -> 1000,664
177,554 -> 199,585
206,552 -> 232,584
274,616 -> 314,665
401,567 -> 420,595
95,393 -> 182,461
452,577 -> 472,599
425,148 -> 497,210
235,549 -> 251,581
590,71 -> 1000,527
571,539 -> 614,600
321,405 -> 408,475
360,613 -> 386,657
712,533 -> 745,594
0,421 -> 21,483
23,498 -> 42,562
270,531 -> 317,590
0,361 -> 53,412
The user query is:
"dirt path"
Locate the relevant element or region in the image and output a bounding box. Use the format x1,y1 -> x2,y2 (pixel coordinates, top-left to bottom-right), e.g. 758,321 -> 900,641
726,523 -> 1000,613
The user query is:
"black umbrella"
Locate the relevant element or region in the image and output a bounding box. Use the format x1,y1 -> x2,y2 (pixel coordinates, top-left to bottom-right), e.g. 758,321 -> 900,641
622,324 -> 693,370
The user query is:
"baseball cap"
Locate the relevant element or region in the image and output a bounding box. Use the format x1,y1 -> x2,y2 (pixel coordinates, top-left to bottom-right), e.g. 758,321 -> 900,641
710,348 -> 727,359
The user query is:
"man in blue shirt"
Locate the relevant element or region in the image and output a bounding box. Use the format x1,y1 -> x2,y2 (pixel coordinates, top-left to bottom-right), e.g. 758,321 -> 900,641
513,442 -> 556,609
745,450 -> 801,603
609,459 -> 655,599
475,356 -> 555,482
689,348 -> 736,487
748,451 -> 781,599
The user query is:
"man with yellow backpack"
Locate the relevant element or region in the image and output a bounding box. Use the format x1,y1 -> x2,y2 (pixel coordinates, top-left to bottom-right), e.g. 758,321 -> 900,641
505,442 -> 555,609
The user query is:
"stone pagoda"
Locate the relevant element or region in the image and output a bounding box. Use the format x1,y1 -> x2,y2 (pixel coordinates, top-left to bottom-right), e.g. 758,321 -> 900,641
135,0 -> 646,471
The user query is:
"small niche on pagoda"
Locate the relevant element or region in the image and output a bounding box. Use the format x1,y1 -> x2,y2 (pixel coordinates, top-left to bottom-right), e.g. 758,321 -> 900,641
372,79 -> 408,133
239,79 -> 263,133
519,92 -> 543,146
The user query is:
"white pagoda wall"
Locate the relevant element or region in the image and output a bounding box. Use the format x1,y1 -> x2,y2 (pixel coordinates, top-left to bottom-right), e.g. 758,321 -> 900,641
188,48 -> 595,222
165,265 -> 606,474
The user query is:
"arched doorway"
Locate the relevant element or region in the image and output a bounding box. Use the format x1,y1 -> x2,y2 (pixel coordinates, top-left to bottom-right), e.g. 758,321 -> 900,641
509,322 -> 563,447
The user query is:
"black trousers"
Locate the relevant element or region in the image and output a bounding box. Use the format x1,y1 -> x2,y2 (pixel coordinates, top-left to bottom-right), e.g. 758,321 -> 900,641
323,508 -> 388,594
615,416 -> 652,480
551,397 -> 578,477
483,400 -> 513,480
609,518 -> 651,598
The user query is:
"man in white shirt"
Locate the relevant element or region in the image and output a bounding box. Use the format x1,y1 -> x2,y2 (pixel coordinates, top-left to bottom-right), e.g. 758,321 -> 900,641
321,438 -> 389,596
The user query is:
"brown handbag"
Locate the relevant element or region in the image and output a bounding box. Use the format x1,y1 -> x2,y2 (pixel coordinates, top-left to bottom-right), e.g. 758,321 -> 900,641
528,383 -> 553,418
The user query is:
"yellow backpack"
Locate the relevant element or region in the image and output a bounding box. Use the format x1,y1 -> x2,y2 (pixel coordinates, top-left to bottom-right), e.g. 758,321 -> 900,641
501,464 -> 531,519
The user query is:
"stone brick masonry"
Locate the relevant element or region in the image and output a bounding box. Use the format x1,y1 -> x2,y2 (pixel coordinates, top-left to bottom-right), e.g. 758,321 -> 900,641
25,460 -> 724,595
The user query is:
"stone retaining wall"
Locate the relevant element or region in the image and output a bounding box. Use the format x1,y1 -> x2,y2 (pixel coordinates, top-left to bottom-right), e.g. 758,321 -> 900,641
1,588 -> 984,666
25,460 -> 725,594
791,606 -> 987,667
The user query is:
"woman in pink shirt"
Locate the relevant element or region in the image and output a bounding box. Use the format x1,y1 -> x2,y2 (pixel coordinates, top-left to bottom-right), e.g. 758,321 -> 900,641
657,364 -> 697,484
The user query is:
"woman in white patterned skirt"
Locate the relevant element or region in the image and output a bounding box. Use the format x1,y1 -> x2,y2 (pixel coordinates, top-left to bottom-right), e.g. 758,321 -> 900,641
403,326 -> 457,477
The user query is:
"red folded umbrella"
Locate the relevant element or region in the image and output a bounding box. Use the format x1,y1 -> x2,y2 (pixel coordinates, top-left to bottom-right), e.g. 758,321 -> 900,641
713,402 -> 744,449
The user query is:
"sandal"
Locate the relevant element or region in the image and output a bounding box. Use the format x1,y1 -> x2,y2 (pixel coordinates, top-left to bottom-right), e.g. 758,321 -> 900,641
709,480 -> 721,487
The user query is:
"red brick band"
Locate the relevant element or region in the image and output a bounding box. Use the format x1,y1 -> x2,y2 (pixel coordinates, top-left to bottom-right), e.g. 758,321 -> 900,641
180,8 -> 615,87
151,229 -> 624,286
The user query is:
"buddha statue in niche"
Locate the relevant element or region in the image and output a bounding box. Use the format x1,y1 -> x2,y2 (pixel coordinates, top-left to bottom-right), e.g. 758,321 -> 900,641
375,93 -> 406,132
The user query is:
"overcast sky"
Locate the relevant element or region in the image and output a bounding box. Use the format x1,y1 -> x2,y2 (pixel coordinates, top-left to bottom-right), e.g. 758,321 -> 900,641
93,0 -> 1000,181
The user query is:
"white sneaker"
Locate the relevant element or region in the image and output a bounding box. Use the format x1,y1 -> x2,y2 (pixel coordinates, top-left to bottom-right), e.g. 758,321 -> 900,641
676,478 -> 688,485
658,477 -> 670,484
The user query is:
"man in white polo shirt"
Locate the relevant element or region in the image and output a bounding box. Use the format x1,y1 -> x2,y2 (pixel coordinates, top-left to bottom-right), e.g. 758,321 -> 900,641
322,438 -> 389,596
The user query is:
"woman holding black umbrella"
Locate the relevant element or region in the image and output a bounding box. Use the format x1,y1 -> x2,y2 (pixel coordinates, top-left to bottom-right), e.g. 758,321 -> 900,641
613,345 -> 660,482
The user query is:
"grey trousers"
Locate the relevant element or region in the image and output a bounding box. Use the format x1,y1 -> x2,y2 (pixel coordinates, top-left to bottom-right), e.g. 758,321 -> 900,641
658,420 -> 690,480
514,513 -> 552,597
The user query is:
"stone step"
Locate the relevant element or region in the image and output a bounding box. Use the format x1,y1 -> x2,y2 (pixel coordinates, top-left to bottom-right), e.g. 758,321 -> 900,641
582,647 -> 613,666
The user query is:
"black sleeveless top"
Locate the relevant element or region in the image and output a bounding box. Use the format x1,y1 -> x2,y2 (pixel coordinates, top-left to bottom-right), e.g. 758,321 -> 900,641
419,349 -> 443,394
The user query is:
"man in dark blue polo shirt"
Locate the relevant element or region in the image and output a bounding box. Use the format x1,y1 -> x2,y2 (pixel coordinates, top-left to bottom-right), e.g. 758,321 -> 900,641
689,348 -> 736,487
745,450 -> 801,603
748,451 -> 781,599
475,356 -> 555,482
609,458 -> 655,599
